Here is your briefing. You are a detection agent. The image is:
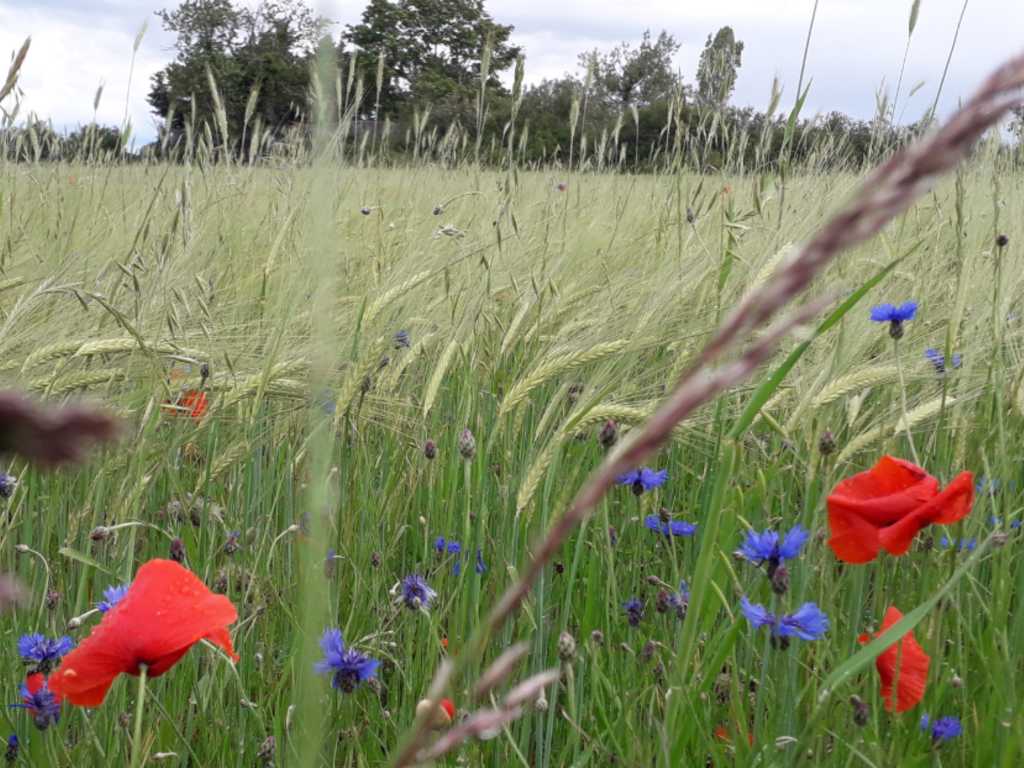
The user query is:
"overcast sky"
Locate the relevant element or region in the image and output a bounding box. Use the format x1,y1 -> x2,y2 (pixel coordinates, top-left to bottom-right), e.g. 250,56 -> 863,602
1,0 -> 1022,146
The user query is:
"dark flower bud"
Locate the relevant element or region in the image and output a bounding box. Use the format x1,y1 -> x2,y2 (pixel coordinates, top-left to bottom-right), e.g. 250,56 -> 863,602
257,735 -> 276,765
590,629 -> 605,646
553,561 -> 565,575
360,207 -> 371,216
370,551 -> 381,568
213,569 -> 228,594
640,640 -> 656,663
200,362 -> 210,382
849,695 -> 869,727
423,439 -> 437,460
567,382 -> 583,404
819,429 -> 836,456
189,506 -> 202,528
432,205 -> 443,216
0,474 -> 17,499
607,526 -> 618,547
556,182 -> 568,192
118,712 -> 132,730
655,590 -> 671,614
224,531 -> 240,555
714,673 -> 731,704
360,374 -> 373,394
169,538 -> 186,564
458,428 -> 476,459
951,674 -> 963,688
598,420 -> 618,449
558,631 -> 577,663
686,207 -> 696,224
770,635 -> 791,651
888,320 -> 904,340
996,233 -> 1009,249
90,526 -> 110,541
45,590 -> 61,610
770,564 -> 790,595
658,507 -> 671,524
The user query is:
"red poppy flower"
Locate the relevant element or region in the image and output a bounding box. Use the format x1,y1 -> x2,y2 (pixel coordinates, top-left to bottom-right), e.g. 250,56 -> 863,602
415,697 -> 455,728
858,606 -> 930,712
440,698 -> 455,720
49,559 -> 238,707
826,456 -> 973,563
162,389 -> 207,421
713,723 -> 753,746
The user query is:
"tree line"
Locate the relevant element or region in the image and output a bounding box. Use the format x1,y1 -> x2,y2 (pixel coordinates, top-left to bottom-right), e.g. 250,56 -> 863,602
2,0 -> 950,170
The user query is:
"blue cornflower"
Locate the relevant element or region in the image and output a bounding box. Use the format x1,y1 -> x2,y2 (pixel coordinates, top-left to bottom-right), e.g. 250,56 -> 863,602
959,538 -> 976,552
871,301 -> 917,339
400,574 -> 436,610
475,548 -> 486,574
5,734 -> 18,761
1012,520 -> 1023,530
616,467 -> 668,496
739,597 -> 828,643
17,634 -> 74,675
643,515 -> 697,538
623,597 -> 644,627
0,473 -> 16,499
976,477 -> 1000,496
920,714 -> 962,744
12,678 -> 61,730
447,541 -> 462,556
314,629 -> 380,693
925,348 -> 962,375
736,525 -> 809,571
434,537 -> 447,553
96,583 -> 130,613
394,330 -> 411,349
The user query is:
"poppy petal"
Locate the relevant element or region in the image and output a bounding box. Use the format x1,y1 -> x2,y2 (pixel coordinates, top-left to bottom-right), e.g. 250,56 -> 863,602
828,456 -> 939,525
873,607 -> 930,712
827,505 -> 882,563
927,471 -> 974,525
50,559 -> 237,707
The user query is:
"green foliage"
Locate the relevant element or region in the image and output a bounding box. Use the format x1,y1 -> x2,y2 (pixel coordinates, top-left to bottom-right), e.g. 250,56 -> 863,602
147,0 -> 327,154
696,25 -> 744,109
341,0 -> 520,119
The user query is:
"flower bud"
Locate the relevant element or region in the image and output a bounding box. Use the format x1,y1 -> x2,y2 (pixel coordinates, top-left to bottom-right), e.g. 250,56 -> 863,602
996,233 -> 1009,249
590,629 -> 605,646
169,537 -> 186,563
819,429 -> 836,456
458,428 -> 476,459
598,420 -> 618,449
849,695 -> 869,727
423,439 -> 437,460
770,564 -> 790,596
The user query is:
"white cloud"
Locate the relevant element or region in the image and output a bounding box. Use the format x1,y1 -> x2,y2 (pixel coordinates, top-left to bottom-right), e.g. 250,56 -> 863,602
2,0 -> 1022,146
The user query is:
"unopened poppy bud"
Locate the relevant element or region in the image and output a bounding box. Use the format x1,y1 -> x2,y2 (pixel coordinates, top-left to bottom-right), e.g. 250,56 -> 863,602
423,440 -> 437,460
169,538 -> 186,563
598,420 -> 618,449
770,564 -> 790,595
556,182 -> 567,192
819,429 -> 836,456
589,629 -> 605,646
849,695 -> 869,727
415,698 -> 454,729
90,526 -> 110,541
996,233 -> 1009,249
558,631 -> 576,662
458,428 -> 476,459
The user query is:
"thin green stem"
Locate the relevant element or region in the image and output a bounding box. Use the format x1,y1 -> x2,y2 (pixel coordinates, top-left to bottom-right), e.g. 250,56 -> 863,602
894,339 -> 921,465
129,665 -> 148,768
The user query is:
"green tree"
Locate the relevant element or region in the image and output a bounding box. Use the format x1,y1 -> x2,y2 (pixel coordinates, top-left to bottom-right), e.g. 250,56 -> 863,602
148,0 -> 326,154
341,0 -> 520,119
696,26 -> 744,109
580,29 -> 683,110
